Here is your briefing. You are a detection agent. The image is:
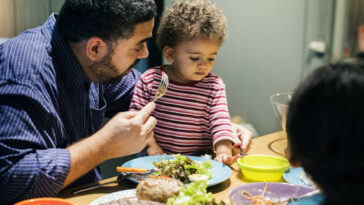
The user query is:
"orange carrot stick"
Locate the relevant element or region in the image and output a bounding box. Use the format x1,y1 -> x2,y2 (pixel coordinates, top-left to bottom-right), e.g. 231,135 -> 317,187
116,167 -> 148,173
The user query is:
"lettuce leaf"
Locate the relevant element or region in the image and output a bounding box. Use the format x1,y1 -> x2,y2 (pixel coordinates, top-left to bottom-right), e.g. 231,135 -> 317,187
166,181 -> 216,205
152,154 -> 213,183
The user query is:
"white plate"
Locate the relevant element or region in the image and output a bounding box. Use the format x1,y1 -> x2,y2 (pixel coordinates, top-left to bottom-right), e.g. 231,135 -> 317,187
89,189 -> 137,205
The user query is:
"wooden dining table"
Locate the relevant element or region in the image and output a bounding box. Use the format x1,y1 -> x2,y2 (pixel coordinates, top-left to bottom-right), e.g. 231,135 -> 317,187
58,131 -> 287,204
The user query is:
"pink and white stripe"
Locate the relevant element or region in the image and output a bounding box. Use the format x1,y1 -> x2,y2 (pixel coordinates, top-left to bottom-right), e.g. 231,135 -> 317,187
130,67 -> 235,155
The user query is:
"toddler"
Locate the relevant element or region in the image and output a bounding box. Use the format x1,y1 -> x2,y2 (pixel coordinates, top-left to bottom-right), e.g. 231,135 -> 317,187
130,0 -> 248,164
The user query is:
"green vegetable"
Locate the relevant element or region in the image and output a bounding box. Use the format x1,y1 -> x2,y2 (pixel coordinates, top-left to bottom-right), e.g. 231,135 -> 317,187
166,181 -> 224,205
152,154 -> 213,183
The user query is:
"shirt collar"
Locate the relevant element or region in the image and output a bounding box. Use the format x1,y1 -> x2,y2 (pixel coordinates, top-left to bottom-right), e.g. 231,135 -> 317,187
41,13 -> 90,89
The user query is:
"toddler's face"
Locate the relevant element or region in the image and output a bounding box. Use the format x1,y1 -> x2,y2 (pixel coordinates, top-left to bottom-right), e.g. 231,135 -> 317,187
167,39 -> 220,83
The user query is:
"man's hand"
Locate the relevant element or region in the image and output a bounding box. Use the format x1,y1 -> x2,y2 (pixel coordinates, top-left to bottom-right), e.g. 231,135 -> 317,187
64,102 -> 156,188
97,102 -> 157,158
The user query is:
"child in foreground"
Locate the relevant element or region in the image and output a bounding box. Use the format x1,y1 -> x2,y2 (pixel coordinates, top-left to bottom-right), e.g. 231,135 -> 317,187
130,0 -> 250,164
286,63 -> 364,205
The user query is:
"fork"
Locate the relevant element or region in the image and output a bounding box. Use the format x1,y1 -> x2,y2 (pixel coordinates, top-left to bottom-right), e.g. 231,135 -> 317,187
277,189 -> 321,203
291,189 -> 321,201
71,171 -> 154,195
152,71 -> 169,102
71,173 -> 130,195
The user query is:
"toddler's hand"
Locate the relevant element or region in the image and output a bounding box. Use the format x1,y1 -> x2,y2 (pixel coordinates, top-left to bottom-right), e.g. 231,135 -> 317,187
147,144 -> 166,156
231,123 -> 252,154
214,153 -> 241,165
232,144 -> 242,156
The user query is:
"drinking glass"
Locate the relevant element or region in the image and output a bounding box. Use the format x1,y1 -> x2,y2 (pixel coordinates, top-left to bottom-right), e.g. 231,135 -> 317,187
270,92 -> 293,157
270,92 -> 292,130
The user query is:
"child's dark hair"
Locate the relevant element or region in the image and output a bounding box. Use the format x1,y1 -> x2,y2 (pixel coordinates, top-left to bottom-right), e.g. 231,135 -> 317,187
157,0 -> 227,49
57,0 -> 156,43
286,63 -> 364,205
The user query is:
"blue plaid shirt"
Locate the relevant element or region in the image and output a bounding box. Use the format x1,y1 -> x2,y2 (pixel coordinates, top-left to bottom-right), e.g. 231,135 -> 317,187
0,13 -> 141,204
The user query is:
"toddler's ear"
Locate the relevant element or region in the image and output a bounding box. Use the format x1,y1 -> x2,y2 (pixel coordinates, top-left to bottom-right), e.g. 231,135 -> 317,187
287,150 -> 302,167
163,46 -> 175,63
290,159 -> 302,168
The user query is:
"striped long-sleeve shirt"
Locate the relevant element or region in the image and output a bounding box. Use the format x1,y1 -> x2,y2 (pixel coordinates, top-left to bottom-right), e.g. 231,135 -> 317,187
130,67 -> 235,155
0,13 -> 140,204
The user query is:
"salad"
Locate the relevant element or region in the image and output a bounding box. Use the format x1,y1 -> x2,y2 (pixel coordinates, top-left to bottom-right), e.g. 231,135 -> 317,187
166,180 -> 224,205
152,154 -> 213,183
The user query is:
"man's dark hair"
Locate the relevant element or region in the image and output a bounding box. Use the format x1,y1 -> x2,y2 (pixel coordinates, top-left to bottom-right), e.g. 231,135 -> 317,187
286,63 -> 364,205
57,0 -> 157,42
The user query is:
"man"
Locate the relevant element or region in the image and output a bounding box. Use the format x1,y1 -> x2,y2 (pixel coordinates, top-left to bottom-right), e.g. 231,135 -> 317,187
0,0 -> 157,203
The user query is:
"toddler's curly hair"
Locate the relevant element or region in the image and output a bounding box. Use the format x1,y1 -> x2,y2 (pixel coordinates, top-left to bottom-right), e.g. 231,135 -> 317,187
157,0 -> 228,49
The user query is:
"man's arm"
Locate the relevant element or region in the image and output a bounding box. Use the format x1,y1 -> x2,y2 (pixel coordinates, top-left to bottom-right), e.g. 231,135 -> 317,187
0,87 -> 71,204
63,102 -> 156,188
0,81 -> 156,203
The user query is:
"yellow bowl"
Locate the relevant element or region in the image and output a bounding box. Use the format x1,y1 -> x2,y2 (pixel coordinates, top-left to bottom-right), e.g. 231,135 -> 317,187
237,154 -> 290,182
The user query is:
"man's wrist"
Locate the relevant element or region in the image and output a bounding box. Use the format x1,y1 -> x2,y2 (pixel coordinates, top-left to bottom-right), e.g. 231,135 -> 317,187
86,132 -> 111,161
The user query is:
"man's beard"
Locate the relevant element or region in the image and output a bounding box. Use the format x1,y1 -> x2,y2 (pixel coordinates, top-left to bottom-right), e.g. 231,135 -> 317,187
89,52 -> 140,84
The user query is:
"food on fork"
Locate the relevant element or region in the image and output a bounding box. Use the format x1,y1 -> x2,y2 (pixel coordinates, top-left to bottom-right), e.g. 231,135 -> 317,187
136,177 -> 183,203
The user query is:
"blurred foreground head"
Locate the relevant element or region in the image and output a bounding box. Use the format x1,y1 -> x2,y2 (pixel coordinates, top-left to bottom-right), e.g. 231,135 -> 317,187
287,63 -> 364,205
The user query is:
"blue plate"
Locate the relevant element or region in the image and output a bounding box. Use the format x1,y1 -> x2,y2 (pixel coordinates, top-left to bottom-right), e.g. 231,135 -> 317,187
121,155 -> 232,187
283,167 -> 313,188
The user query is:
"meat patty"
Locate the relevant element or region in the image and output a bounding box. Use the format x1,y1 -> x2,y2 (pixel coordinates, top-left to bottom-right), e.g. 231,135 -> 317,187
136,177 -> 183,203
